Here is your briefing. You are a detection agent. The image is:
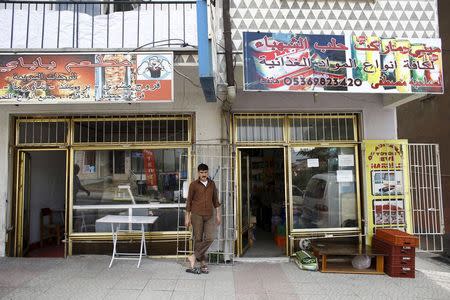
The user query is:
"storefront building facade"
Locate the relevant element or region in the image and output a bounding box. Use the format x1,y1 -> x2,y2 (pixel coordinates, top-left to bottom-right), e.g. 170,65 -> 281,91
220,0 -> 444,257
0,0 -> 228,257
0,0 -> 445,258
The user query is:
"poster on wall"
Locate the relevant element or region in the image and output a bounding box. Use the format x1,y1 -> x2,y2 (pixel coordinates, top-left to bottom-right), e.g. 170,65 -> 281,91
364,140 -> 413,245
373,199 -> 406,226
371,170 -> 403,196
143,150 -> 158,190
243,32 -> 443,94
0,52 -> 173,103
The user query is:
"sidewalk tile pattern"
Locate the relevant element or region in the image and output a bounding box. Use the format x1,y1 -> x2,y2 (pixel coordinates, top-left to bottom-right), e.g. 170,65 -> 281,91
0,254 -> 449,299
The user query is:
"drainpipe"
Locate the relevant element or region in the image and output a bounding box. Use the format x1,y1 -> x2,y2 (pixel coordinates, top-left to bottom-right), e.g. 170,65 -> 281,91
222,0 -> 236,103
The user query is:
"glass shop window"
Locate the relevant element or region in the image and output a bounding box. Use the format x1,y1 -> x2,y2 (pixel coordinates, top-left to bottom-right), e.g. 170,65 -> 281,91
72,148 -> 187,233
291,146 -> 358,230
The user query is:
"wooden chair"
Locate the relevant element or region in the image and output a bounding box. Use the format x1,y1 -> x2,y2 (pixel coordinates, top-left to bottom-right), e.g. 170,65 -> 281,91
40,208 -> 62,247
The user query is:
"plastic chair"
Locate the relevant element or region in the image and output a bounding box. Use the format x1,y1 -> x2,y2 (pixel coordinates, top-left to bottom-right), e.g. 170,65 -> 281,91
40,208 -> 62,247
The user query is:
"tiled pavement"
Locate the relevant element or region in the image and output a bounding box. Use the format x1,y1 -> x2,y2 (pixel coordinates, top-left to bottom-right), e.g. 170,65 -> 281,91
1,253 -> 450,299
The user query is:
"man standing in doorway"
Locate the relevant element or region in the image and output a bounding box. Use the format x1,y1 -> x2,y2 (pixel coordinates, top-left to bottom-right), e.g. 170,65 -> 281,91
185,163 -> 221,274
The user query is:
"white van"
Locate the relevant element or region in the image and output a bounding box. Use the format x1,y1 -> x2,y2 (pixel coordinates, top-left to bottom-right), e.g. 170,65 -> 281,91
294,173 -> 357,229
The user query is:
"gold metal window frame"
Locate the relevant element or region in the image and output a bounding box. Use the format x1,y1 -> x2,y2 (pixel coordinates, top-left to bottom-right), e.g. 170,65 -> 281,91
233,115 -> 286,144
287,144 -> 362,236
13,114 -> 194,256
15,114 -> 193,147
288,115 -> 358,143
14,148 -> 69,257
233,113 -> 361,256
235,144 -> 361,256
235,145 -> 290,257
15,118 -> 71,147
232,113 -> 360,145
71,115 -> 192,146
67,145 -> 192,252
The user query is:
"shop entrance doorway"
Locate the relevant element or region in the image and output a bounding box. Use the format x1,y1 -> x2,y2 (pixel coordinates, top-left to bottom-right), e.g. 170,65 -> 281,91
16,150 -> 67,257
238,148 -> 286,257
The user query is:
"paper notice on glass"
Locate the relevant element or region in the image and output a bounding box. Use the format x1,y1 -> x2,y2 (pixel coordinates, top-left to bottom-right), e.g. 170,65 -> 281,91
338,155 -> 354,167
337,170 -> 354,182
307,158 -> 319,168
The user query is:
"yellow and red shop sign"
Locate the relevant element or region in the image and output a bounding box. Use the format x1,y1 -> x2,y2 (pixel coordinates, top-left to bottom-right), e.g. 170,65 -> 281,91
363,140 -> 413,245
0,52 -> 173,103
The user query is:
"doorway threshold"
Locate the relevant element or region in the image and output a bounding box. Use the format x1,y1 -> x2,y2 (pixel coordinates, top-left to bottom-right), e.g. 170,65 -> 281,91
234,257 -> 290,263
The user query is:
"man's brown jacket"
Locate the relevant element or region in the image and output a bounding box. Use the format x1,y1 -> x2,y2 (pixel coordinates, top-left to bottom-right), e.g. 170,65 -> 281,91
186,178 -> 221,217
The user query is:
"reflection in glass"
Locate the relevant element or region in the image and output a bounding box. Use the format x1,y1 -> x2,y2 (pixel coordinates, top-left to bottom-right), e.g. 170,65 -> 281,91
291,147 -> 357,230
72,148 -> 187,232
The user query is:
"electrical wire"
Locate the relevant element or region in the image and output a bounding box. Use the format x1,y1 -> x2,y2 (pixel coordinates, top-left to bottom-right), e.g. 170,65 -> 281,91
174,68 -> 201,88
130,39 -> 197,52
216,43 -> 226,51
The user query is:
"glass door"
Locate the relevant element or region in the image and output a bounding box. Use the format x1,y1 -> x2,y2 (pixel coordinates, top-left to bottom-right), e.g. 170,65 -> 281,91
16,151 -> 31,256
16,150 -> 68,257
239,151 -> 251,255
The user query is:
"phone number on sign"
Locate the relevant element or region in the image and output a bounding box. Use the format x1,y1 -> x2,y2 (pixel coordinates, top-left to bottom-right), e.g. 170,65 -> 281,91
283,77 -> 363,87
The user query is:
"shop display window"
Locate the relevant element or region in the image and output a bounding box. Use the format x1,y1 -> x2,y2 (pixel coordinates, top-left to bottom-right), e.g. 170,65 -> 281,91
72,148 -> 187,233
291,146 -> 358,230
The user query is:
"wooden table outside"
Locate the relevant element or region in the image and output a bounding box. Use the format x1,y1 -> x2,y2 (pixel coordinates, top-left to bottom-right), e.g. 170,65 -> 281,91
311,241 -> 386,275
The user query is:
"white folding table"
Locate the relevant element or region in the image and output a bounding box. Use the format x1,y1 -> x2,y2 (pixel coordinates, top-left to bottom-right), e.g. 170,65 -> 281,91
96,215 -> 158,268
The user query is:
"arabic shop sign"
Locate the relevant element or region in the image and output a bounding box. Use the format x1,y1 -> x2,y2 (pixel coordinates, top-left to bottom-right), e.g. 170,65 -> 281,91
0,53 -> 173,103
243,32 -> 443,94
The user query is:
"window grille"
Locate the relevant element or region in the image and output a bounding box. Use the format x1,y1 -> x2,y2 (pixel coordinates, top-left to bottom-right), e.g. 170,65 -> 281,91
409,144 -> 444,252
289,115 -> 356,142
233,113 -> 359,144
16,118 -> 68,146
72,116 -> 190,144
235,116 -> 284,143
15,114 -> 192,146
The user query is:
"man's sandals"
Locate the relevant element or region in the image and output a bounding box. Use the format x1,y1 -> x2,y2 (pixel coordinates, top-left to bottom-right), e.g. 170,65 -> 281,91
185,267 -> 201,274
200,265 -> 209,274
186,266 -> 209,275
185,255 -> 209,274
185,265 -> 209,274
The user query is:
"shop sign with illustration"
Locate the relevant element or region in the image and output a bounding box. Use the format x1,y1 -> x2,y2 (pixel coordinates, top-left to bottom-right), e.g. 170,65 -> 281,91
243,32 -> 443,94
0,52 -> 173,103
364,140 -> 413,244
